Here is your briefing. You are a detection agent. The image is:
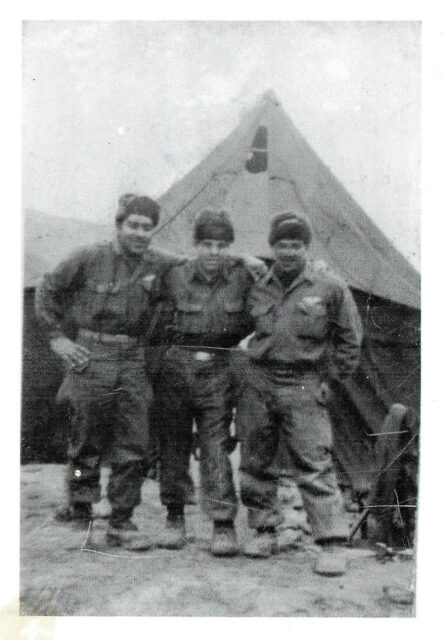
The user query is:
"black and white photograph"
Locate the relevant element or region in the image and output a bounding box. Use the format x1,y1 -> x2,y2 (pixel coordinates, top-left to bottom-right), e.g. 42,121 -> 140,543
14,15 -> 427,623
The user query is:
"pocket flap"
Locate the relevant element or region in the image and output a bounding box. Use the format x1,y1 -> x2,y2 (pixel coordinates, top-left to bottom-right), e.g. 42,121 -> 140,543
296,298 -> 327,316
88,282 -> 124,294
176,301 -> 204,313
250,301 -> 274,317
224,300 -> 244,313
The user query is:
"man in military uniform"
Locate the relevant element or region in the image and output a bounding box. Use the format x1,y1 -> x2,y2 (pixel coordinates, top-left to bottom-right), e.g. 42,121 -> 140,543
155,209 -> 261,556
237,212 -> 363,575
35,194 -> 175,546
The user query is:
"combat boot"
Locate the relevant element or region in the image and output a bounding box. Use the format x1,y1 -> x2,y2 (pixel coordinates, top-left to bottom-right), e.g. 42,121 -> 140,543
211,521 -> 238,556
54,502 -> 92,529
243,528 -> 278,558
158,504 -> 186,550
106,510 -> 139,547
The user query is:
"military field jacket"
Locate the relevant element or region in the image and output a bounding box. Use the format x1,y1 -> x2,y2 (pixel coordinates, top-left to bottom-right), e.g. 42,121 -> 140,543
35,241 -> 177,339
161,258 -> 258,348
246,262 -> 363,380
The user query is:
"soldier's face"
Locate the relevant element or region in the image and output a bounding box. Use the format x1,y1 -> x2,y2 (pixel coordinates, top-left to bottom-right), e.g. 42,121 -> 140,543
118,214 -> 155,255
195,239 -> 230,273
272,239 -> 308,271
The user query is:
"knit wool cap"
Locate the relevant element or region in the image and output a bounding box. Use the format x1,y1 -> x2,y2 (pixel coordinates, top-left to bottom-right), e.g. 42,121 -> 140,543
115,193 -> 161,227
193,209 -> 235,243
268,212 -> 312,246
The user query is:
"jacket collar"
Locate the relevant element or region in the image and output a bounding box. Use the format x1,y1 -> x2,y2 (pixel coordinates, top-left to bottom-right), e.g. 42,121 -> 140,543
112,235 -> 152,272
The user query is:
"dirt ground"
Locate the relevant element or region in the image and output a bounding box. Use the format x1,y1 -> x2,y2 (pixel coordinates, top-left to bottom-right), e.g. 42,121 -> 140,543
20,462 -> 415,617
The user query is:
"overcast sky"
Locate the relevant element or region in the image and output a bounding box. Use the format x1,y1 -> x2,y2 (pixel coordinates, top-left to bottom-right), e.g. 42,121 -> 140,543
22,20 -> 420,268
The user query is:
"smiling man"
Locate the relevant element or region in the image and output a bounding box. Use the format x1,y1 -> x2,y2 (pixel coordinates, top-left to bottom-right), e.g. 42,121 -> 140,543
35,194 -> 175,545
237,212 -> 363,575
154,209 -> 263,556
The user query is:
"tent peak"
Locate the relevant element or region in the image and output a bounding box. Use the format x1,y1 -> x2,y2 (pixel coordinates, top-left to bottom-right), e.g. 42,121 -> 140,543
260,89 -> 280,106
156,92 -> 420,309
253,90 -> 281,114
238,90 -> 281,126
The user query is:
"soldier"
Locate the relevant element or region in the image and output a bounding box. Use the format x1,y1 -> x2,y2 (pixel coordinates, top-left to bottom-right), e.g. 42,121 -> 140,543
155,209 -> 262,556
237,212 -> 363,575
35,194 -> 175,546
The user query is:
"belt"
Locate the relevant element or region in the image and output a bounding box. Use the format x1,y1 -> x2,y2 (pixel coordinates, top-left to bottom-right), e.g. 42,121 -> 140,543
78,328 -> 139,347
179,346 -> 229,361
168,344 -> 230,362
252,359 -> 317,374
172,333 -> 242,349
192,351 -> 216,362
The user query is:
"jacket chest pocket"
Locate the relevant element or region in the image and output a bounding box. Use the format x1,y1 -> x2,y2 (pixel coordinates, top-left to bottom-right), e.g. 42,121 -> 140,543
220,300 -> 245,333
80,280 -> 140,317
294,300 -> 328,338
250,301 -> 275,334
175,301 -> 205,333
73,284 -> 117,318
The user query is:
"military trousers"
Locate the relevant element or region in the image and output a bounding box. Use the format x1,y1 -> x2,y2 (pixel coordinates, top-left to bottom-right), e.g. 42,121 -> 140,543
157,346 -> 238,522
237,361 -> 349,542
56,333 -> 152,515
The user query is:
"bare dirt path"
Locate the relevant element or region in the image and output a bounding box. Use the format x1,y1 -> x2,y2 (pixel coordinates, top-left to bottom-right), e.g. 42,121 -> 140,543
20,464 -> 415,617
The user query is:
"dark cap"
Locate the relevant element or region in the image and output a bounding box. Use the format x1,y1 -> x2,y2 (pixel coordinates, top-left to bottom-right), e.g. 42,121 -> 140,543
115,193 -> 161,227
268,212 -> 312,246
193,209 -> 235,243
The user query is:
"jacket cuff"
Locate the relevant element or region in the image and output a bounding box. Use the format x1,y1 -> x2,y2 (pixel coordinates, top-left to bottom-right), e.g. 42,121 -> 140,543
47,327 -> 65,340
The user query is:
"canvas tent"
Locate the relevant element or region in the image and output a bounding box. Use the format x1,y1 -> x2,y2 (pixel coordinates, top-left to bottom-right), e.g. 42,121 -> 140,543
22,92 -> 420,506
151,90 -> 420,496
